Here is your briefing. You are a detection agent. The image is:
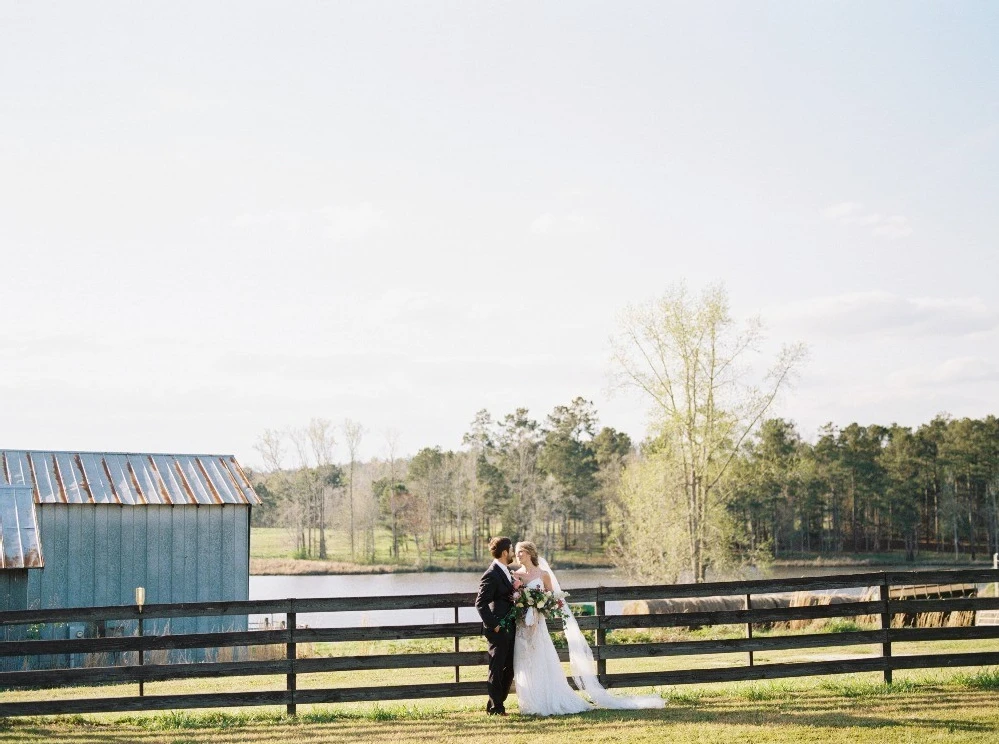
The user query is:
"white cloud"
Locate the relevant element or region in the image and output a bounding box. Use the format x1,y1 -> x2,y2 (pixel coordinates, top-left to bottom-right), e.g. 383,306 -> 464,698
529,211 -> 597,235
821,202 -> 863,220
151,88 -> 227,114
230,203 -> 387,240
888,356 -> 999,388
231,210 -> 303,231
316,202 -> 387,241
768,292 -> 999,338
821,202 -> 912,240
871,216 -> 913,239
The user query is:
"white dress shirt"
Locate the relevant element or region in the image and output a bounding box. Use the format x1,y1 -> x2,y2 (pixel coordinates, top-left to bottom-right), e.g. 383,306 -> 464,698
491,558 -> 513,584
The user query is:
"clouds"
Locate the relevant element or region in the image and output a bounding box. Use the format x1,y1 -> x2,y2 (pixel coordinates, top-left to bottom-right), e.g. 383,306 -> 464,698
317,203 -> 388,241
769,291 -> 999,338
231,202 -> 387,241
822,202 -> 913,239
529,211 -> 598,235
890,356 -> 999,388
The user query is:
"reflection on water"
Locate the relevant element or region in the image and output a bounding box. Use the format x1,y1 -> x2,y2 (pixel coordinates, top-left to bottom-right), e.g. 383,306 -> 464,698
248,563 -> 978,629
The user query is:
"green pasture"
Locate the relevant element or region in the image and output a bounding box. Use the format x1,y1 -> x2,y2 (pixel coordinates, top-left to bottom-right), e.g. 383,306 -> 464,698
248,527 -> 612,571
2,670 -> 998,743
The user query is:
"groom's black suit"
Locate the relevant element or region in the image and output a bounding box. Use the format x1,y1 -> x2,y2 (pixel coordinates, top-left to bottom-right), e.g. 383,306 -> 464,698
474,561 -> 516,714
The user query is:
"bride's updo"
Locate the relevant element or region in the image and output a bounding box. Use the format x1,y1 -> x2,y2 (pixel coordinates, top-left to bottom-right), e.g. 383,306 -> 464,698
515,541 -> 540,567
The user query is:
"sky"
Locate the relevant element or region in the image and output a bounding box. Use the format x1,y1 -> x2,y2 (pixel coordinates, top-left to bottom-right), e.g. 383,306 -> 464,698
1,1 -> 997,469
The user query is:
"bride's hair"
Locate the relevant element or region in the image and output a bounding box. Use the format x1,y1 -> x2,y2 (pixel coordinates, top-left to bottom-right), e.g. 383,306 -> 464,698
515,541 -> 539,567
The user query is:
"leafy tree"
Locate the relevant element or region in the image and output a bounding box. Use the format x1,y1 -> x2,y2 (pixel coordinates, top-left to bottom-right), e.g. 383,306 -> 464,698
592,427 -> 633,545
538,398 -> 600,551
612,283 -> 805,581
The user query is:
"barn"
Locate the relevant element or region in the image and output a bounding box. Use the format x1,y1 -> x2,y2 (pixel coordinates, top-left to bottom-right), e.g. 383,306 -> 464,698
0,450 -> 261,668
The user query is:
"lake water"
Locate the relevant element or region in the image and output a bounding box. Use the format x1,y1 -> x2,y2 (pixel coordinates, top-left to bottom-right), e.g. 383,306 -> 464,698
248,563 -> 968,629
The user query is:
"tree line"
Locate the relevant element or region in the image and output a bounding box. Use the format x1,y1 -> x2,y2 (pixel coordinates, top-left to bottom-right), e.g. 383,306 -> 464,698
729,415 -> 999,562
249,284 -> 996,581
249,398 -> 632,566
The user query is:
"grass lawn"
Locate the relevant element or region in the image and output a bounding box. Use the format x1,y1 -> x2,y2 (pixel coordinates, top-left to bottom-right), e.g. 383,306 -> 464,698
250,526 -> 996,575
249,527 -> 613,573
2,673 -> 999,743
4,630 -> 999,742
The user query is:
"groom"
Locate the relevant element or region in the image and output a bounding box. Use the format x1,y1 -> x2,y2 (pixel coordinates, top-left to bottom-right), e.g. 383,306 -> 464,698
474,536 -> 520,715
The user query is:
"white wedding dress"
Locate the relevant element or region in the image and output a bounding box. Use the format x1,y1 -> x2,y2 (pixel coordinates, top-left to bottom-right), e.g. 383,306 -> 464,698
513,564 -> 665,716
513,576 -> 592,715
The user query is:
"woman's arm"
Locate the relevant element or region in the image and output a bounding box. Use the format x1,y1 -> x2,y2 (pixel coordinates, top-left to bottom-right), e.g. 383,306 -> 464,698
542,571 -> 553,592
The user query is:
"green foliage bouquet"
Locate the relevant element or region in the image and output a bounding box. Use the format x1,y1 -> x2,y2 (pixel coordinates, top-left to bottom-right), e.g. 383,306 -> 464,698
499,586 -> 570,631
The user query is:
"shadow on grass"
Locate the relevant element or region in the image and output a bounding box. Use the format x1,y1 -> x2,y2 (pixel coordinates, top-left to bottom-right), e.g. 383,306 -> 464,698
1,689 -> 997,742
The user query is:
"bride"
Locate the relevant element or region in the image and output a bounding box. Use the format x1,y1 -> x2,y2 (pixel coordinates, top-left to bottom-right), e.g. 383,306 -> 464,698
511,541 -> 665,716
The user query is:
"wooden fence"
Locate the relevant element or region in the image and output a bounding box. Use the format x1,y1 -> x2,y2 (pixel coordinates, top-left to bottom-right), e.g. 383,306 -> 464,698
2,569 -> 999,718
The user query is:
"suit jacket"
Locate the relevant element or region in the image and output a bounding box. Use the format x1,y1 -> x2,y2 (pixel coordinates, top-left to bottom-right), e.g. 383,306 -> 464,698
475,562 -> 514,632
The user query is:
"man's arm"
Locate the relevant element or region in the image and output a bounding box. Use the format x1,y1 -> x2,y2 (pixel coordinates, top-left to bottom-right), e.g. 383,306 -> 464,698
474,571 -> 500,630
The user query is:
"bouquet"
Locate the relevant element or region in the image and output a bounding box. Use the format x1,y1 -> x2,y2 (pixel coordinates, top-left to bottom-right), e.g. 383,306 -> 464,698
499,585 -> 570,631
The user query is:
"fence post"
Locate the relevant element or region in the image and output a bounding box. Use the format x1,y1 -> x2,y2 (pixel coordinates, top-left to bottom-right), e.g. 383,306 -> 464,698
595,592 -> 606,681
454,606 -> 460,684
879,574 -> 892,685
746,593 -> 754,667
287,601 -> 297,717
137,616 -> 144,697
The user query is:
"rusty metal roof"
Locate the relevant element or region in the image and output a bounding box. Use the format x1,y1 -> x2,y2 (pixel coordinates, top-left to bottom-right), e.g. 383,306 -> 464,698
0,485 -> 44,569
0,451 -> 260,506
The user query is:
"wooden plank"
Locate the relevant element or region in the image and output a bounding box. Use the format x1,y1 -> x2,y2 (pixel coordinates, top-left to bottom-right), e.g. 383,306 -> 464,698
0,690 -> 291,718
295,651 -> 489,674
889,597 -> 999,614
601,601 -> 883,629
295,681 -> 487,704
888,651 -> 999,670
890,625 -> 999,643
885,569 -> 999,585
599,657 -> 889,687
0,659 -> 292,688
295,622 -> 486,644
0,600 -> 292,626
0,620 -> 489,657
0,629 -> 290,657
575,573 -> 889,601
597,630 -> 886,659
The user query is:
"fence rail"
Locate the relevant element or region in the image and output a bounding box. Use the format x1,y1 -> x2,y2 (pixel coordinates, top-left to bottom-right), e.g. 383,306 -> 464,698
1,569 -> 998,718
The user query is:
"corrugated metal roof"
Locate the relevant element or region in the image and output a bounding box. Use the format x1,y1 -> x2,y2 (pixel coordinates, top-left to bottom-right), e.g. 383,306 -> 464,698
0,485 -> 44,569
0,451 -> 260,506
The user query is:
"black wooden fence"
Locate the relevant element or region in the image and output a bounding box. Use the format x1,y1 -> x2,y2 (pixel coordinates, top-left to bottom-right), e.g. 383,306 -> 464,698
2,569 -> 999,718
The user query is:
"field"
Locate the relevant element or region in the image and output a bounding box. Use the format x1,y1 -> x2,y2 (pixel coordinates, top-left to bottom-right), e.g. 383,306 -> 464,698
3,626 -> 999,739
248,527 -> 614,573
2,671 -> 999,743
248,527 -> 992,575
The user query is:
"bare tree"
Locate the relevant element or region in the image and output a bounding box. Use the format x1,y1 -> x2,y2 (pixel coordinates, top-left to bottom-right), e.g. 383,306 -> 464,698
612,283 -> 806,581
384,429 -> 402,559
289,418 -> 337,559
343,418 -> 366,560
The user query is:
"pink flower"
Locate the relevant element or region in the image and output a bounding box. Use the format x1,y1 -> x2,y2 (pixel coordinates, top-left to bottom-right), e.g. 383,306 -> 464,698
512,591 -> 521,601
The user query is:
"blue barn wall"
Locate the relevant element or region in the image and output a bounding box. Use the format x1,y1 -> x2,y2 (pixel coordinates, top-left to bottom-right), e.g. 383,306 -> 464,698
0,572 -> 29,671
20,503 -> 250,665
29,503 -> 250,613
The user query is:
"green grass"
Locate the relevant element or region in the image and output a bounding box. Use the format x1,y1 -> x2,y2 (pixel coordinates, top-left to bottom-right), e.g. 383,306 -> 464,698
953,667 -> 999,690
249,527 -> 614,572
3,680 -> 999,742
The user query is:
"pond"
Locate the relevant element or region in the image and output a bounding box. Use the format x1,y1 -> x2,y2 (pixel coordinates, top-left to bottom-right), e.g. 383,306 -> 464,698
247,563 -> 970,629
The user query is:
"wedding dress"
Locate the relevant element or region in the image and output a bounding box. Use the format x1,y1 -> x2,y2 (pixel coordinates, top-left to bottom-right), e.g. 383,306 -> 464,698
513,575 -> 592,715
513,560 -> 665,715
